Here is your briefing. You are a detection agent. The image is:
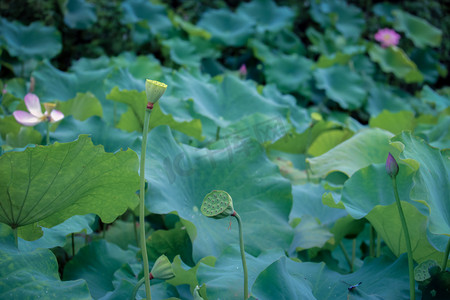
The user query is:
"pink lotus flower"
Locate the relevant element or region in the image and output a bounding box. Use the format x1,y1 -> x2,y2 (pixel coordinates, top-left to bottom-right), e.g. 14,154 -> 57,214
239,64 -> 247,77
13,93 -> 64,126
374,28 -> 401,48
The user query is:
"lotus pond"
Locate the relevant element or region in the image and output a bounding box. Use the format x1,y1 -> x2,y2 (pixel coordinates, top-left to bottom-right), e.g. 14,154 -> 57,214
0,0 -> 449,299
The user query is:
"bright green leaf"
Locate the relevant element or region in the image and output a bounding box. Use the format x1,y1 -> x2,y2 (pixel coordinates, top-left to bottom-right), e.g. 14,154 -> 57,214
58,92 -> 103,121
393,10 -> 442,48
369,110 -> 415,135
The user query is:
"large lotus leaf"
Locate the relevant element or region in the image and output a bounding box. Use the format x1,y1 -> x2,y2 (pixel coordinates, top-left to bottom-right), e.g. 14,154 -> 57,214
170,14 -> 211,39
106,87 -> 202,140
109,53 -> 163,81
308,129 -> 395,178
63,0 -> 97,29
162,38 -> 203,68
393,10 -> 442,48
32,61 -> 110,102
121,0 -> 172,35
369,110 -> 415,135
411,49 -> 442,84
290,184 -> 347,225
314,46 -> 366,69
0,233 -> 91,299
367,83 -> 413,116
6,126 -> 42,148
19,214 -> 95,252
0,135 -> 139,238
264,54 -> 313,94
420,85 -> 450,112
64,240 -> 135,299
289,215 -> 333,255
368,45 -> 423,83
197,9 -> 254,47
196,245 -> 284,299
307,129 -> 354,157
392,132 -> 450,236
367,203 -> 448,264
50,116 -> 140,153
142,126 -> 293,261
314,65 -> 367,110
0,18 -> 62,60
58,92 -> 103,121
373,3 -> 399,22
415,115 -> 450,150
236,0 -> 294,33
104,68 -> 144,93
167,255 -> 216,292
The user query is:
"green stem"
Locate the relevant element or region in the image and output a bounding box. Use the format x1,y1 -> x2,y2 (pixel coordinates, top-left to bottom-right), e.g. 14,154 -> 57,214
132,212 -> 139,247
233,212 -> 248,299
339,241 -> 352,272
369,225 -> 375,257
131,277 -> 145,300
376,232 -> 381,257
351,239 -> 356,272
140,109 -> 152,300
46,121 -> 50,145
113,102 -> 117,126
13,227 -> 18,248
392,177 -> 415,300
441,237 -> 450,271
216,126 -> 221,141
71,233 -> 75,257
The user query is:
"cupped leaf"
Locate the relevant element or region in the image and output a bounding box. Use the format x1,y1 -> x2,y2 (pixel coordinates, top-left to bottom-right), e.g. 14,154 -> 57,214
63,0 -> 97,29
142,126 -> 293,261
368,45 -> 423,83
392,132 -> 450,237
0,135 -> 139,238
314,65 -> 367,110
0,18 -> 62,60
393,10 -> 442,48
0,233 -> 92,299
237,0 -> 295,33
307,129 -> 395,178
197,9 -> 254,47
196,245 -> 284,299
63,240 -> 135,299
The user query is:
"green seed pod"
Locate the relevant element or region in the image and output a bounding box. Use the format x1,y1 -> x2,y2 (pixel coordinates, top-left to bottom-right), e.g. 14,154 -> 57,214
145,79 -> 167,104
150,255 -> 175,280
201,190 -> 234,219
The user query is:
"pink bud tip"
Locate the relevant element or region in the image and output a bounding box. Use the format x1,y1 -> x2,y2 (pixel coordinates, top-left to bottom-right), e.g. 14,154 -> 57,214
386,152 -> 399,177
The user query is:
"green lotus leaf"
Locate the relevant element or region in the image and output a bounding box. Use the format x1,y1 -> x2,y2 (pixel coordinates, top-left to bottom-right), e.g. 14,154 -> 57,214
372,3 -> 399,22
289,215 -> 333,254
167,255 -> 215,292
6,126 -> 42,148
415,115 -> 450,149
104,68 -> 144,93
106,87 -> 202,140
367,83 -> 413,116
0,18 -> 62,60
368,44 -> 424,83
307,129 -> 354,157
392,132 -> 450,237
236,0 -> 295,33
58,92 -> 103,121
18,214 -> 94,252
0,135 -> 139,238
121,0 -> 173,36
253,255 -> 414,299
369,110 -> 415,135
314,65 -> 367,110
142,126 -> 293,261
0,233 -> 92,299
197,8 -> 254,47
63,0 -> 97,30
50,116 -> 140,153
162,37 -> 216,69
109,53 -> 163,81
411,49 -> 442,84
393,10 -> 442,48
196,245 -> 284,299
420,85 -> 450,112
63,240 -> 135,299
308,129 -> 396,178
170,14 -> 211,39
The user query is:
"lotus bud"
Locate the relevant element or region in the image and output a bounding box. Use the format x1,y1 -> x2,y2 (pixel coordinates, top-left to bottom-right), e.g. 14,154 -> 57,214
145,79 -> 167,108
385,152 -> 399,178
150,255 -> 175,280
201,190 -> 234,219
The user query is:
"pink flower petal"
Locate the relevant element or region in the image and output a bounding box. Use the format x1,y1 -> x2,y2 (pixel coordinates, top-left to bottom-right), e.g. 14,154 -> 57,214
24,93 -> 43,118
13,110 -> 42,126
50,110 -> 64,123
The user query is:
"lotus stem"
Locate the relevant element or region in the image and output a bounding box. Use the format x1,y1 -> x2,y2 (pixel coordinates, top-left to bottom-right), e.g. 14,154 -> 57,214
339,241 -> 352,272
232,211 -> 248,299
442,237 -> 450,271
131,277 -> 145,300
391,177 -> 415,300
369,225 -> 375,257
139,108 -> 152,300
46,121 -> 50,145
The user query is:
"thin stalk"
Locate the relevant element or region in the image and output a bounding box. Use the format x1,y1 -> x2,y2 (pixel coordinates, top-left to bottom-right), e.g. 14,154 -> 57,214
131,277 -> 145,300
46,121 -> 50,145
369,225 -> 375,257
339,241 -> 352,272
132,212 -> 139,247
216,126 -> 221,141
13,227 -> 18,248
392,177 -> 415,300
113,102 -> 117,126
351,239 -> 356,271
71,233 -> 75,256
233,212 -> 248,299
441,237 -> 450,271
376,233 -> 381,257
139,109 -> 152,300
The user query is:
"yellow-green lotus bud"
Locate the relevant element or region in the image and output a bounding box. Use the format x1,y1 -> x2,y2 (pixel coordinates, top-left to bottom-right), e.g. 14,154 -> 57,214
201,190 -> 235,219
145,79 -> 167,107
150,255 -> 175,280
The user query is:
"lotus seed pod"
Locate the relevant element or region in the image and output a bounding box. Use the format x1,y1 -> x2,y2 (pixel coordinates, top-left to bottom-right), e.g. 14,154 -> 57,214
201,190 -> 234,219
145,79 -> 167,105
150,255 -> 175,280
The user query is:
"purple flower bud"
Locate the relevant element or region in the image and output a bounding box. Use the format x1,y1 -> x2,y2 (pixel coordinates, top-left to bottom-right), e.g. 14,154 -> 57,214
386,152 -> 399,177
